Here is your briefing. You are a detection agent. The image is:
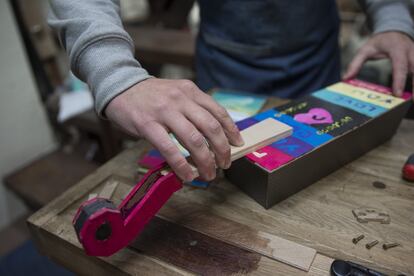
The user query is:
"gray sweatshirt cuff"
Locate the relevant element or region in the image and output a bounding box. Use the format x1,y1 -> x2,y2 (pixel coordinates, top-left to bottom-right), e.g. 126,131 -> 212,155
75,37 -> 152,116
368,1 -> 414,40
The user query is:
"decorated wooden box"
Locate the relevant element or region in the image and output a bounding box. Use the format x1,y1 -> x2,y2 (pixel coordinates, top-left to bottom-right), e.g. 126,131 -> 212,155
225,79 -> 412,208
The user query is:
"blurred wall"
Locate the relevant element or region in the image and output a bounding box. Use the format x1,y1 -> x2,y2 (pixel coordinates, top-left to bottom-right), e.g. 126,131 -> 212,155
0,1 -> 56,229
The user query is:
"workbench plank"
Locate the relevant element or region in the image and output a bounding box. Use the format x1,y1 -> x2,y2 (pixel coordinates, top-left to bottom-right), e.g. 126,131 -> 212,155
37,177 -> 324,275
29,223 -> 193,276
167,161 -> 413,275
94,176 -> 317,271
41,211 -> 332,276
28,120 -> 414,275
158,199 -> 317,271
158,121 -> 414,275
131,216 -> 264,275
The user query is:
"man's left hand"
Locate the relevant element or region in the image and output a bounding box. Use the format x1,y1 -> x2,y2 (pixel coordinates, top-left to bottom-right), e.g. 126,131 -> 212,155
344,31 -> 414,99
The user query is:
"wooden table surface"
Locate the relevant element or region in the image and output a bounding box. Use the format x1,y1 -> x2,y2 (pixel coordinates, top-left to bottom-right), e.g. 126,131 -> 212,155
28,116 -> 414,275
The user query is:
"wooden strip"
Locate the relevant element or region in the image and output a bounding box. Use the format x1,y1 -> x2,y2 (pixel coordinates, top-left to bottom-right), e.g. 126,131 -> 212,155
129,217 -> 263,275
28,220 -> 193,276
157,196 -> 316,271
187,118 -> 292,175
99,179 -> 118,199
259,231 -> 316,271
106,175 -> 317,271
230,118 -> 292,161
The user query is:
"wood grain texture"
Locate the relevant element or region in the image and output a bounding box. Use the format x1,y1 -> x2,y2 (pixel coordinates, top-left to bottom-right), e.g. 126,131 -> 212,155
27,118 -> 414,275
28,175 -> 324,275
98,178 -> 118,199
110,177 -> 316,271
159,205 -> 317,272
131,217 -> 262,275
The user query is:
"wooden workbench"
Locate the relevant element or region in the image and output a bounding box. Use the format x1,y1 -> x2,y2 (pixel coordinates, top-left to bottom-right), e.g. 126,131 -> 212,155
28,117 -> 414,275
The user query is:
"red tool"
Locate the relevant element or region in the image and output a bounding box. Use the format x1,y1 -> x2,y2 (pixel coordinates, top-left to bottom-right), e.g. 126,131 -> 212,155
72,118 -> 293,256
402,154 -> 414,182
73,162 -> 181,256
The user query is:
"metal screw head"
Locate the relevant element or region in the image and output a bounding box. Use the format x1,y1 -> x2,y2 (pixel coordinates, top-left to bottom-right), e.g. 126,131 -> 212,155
352,234 -> 365,244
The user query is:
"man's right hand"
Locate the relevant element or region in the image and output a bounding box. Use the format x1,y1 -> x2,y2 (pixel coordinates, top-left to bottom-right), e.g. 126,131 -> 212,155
105,78 -> 244,182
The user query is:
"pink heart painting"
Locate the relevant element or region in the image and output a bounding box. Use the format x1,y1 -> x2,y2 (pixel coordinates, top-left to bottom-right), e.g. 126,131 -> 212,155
294,108 -> 334,125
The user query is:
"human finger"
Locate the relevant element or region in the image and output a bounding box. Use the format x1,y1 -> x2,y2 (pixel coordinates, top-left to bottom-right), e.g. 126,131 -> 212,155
343,47 -> 373,80
140,121 -> 195,182
390,50 -> 409,97
193,92 -> 244,147
184,102 -> 231,169
163,112 -> 216,181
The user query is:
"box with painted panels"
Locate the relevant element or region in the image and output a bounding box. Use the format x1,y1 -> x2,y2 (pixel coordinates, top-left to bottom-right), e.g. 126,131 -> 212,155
225,79 -> 412,209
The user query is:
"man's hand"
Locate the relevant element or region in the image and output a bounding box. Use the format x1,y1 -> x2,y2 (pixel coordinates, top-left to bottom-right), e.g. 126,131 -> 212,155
105,78 -> 244,182
344,31 -> 414,98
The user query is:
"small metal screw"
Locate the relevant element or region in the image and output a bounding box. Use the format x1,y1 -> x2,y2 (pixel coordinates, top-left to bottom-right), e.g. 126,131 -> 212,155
366,240 -> 379,249
382,242 -> 400,250
352,234 -> 365,244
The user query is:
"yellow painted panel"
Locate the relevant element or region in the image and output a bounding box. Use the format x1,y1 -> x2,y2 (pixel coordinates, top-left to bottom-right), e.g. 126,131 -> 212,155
327,82 -> 404,109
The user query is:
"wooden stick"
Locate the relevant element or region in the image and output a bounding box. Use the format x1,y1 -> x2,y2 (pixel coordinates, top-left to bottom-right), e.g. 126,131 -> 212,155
187,118 -> 292,177
230,117 -> 292,161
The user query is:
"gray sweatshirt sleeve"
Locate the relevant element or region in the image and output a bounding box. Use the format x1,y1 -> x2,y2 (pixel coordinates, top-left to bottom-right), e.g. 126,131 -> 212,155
360,0 -> 414,40
48,0 -> 151,116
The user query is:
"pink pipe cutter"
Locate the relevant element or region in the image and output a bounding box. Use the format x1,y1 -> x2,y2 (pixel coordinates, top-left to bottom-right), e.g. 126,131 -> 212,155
73,162 -> 181,256
72,118 -> 292,256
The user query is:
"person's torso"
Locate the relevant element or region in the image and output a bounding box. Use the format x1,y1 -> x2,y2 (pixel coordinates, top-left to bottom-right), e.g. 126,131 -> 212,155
198,0 -> 340,57
196,0 -> 341,97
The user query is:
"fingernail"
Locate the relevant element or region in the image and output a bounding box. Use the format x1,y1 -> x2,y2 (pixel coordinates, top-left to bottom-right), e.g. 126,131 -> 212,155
210,171 -> 216,180
220,160 -> 228,170
224,160 -> 231,170
236,136 -> 245,146
395,90 -> 402,97
185,172 -> 194,182
207,169 -> 216,181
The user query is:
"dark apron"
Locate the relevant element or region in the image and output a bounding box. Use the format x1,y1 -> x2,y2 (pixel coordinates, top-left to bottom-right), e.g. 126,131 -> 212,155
196,0 -> 341,98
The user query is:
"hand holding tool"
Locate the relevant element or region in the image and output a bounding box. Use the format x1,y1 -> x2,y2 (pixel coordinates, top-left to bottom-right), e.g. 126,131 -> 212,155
73,118 -> 292,256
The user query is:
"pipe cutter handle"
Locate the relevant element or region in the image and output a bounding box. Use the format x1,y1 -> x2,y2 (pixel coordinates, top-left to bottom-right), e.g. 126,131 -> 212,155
73,162 -> 182,256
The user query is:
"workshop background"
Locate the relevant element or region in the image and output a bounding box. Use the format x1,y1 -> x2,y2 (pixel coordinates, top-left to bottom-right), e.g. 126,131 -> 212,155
0,0 -> 412,275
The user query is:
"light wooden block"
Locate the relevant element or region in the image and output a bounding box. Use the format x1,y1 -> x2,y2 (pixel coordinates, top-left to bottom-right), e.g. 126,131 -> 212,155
258,231 -> 316,271
189,118 -> 292,177
230,118 -> 292,161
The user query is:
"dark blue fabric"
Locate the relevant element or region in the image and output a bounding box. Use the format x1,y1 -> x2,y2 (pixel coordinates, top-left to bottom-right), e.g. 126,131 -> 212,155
0,240 -> 73,276
196,0 -> 341,98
